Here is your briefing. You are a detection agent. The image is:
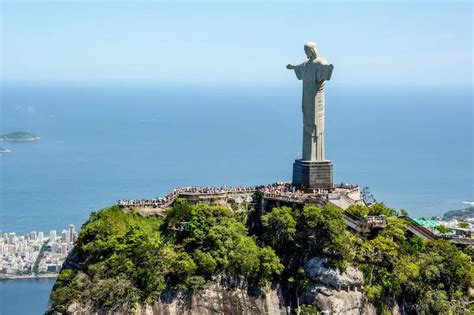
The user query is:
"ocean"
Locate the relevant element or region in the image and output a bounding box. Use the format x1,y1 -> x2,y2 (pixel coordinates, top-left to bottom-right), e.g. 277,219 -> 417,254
0,83 -> 472,313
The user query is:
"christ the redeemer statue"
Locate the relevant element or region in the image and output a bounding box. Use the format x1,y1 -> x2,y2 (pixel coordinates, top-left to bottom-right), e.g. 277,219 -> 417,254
288,41 -> 334,189
287,41 -> 333,162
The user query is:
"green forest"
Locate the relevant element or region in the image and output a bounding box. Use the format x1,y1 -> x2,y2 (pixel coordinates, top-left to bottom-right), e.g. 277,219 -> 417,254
49,200 -> 473,314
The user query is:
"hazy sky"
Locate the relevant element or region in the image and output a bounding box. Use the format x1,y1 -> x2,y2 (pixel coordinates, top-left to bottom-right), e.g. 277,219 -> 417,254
1,1 -> 472,86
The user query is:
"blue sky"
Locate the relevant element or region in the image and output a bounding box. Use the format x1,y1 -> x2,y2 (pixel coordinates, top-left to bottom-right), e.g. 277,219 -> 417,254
1,1 -> 472,86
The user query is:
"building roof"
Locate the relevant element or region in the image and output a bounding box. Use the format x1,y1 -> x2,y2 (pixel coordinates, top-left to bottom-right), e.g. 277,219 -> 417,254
412,218 -> 440,227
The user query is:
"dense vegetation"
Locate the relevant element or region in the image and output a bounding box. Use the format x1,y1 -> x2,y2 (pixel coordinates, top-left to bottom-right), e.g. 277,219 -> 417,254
346,204 -> 473,313
49,201 -> 283,313
49,200 -> 473,314
260,202 -> 473,313
33,241 -> 48,275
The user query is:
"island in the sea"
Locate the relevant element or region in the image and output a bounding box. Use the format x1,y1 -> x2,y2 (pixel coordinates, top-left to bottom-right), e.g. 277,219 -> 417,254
0,131 -> 40,142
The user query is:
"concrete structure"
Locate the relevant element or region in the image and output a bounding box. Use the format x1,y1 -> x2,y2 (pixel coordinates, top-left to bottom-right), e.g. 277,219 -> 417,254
292,160 -> 333,190
287,41 -> 334,189
118,183 -> 364,217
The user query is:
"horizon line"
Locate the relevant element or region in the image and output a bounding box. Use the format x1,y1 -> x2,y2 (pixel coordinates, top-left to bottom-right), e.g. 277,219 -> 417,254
1,80 -> 473,90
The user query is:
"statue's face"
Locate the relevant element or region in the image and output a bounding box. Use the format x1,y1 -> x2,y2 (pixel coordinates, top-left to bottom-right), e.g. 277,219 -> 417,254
304,46 -> 314,59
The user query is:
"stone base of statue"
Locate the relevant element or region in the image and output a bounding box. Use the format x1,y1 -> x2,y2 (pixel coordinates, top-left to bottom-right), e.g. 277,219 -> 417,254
292,159 -> 333,189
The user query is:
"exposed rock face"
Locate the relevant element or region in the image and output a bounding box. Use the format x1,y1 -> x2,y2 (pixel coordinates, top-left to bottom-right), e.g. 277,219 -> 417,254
62,259 -> 380,315
314,289 -> 375,315
301,257 -> 374,314
304,257 -> 364,290
138,285 -> 286,315
300,286 -> 376,315
65,284 -> 287,315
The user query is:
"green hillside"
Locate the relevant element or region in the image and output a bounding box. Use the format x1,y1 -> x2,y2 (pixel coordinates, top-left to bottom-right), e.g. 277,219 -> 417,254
48,201 -> 473,314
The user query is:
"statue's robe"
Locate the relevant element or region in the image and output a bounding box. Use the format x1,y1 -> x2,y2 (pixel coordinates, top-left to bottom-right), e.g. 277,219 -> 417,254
293,58 -> 333,161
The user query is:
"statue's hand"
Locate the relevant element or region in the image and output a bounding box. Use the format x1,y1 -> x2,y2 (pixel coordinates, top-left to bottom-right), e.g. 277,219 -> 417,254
286,64 -> 295,70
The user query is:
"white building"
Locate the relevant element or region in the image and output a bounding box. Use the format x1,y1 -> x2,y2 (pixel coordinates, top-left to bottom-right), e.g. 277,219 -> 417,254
60,243 -> 68,255
38,232 -> 44,242
8,233 -> 16,245
50,230 -> 57,242
61,230 -> 69,243
51,242 -> 59,254
68,224 -> 75,243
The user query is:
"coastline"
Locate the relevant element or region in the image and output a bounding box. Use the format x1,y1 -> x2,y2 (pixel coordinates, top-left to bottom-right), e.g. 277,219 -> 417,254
0,273 -> 57,281
0,137 -> 40,142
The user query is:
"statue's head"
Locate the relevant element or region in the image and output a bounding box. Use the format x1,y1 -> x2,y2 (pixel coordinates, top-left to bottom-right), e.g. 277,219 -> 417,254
304,41 -> 319,59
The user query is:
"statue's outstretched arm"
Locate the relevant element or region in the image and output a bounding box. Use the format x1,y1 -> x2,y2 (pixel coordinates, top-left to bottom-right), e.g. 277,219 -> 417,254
286,64 -> 295,70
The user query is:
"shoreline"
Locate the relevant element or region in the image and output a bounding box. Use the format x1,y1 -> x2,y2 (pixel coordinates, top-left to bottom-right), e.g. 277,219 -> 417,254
0,138 -> 40,142
0,273 -> 57,281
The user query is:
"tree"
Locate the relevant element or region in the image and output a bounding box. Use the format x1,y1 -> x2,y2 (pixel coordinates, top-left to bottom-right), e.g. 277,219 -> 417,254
346,204 -> 369,218
368,203 -> 398,217
299,204 -> 352,265
361,186 -> 376,204
257,246 -> 284,284
261,206 -> 297,251
164,201 -> 284,286
379,216 -> 406,244
435,225 -> 452,234
171,252 -> 197,281
458,221 -> 469,229
193,249 -> 217,277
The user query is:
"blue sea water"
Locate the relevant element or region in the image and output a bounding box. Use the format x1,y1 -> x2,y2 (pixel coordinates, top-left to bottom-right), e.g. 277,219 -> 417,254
0,278 -> 55,315
0,83 -> 472,314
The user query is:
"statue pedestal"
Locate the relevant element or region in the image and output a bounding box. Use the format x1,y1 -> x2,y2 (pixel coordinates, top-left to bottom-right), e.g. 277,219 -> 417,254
292,159 -> 333,189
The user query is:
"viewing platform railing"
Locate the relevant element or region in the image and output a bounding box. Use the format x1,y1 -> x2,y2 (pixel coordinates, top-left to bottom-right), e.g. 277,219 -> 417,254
117,189 -> 258,209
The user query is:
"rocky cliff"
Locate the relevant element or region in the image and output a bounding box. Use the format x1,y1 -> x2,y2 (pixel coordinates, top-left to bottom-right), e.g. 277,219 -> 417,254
300,257 -> 377,315
61,258 -> 380,315
66,284 -> 285,315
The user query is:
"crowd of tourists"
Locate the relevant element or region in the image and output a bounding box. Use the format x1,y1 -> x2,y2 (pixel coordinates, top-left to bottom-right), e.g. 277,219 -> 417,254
177,185 -> 257,195
117,185 -> 261,208
335,182 -> 358,189
117,181 -> 339,208
260,182 -> 331,202
117,193 -> 177,208
259,182 -> 304,201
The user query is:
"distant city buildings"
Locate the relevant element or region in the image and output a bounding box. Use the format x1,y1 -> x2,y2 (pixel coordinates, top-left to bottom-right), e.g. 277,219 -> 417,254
413,216 -> 474,240
50,230 -> 57,242
0,224 -> 78,278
